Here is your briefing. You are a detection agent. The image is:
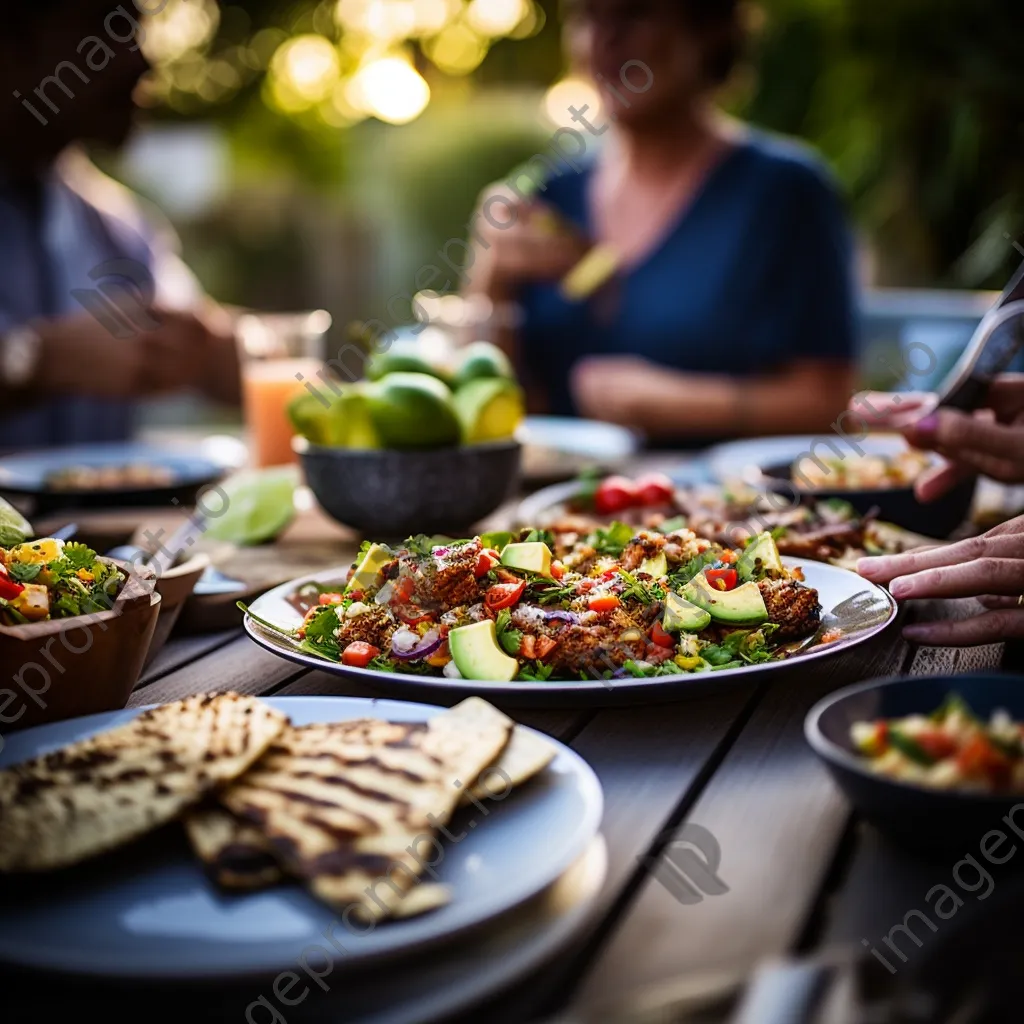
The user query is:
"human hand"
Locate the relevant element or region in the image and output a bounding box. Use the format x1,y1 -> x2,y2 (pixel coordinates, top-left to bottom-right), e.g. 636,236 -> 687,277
571,355 -> 661,427
40,305 -> 239,403
469,186 -> 590,295
857,516 -> 1024,645
851,376 -> 1024,500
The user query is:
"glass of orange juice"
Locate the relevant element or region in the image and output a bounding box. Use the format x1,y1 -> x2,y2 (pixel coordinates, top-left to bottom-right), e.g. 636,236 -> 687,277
238,310 -> 333,467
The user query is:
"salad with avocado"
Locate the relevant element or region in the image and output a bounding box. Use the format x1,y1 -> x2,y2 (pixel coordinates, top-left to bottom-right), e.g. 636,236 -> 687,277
0,539 -> 127,627
243,524 -> 823,683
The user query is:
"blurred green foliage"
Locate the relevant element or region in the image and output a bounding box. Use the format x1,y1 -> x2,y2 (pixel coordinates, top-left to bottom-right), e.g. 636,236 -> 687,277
152,0 -> 1023,306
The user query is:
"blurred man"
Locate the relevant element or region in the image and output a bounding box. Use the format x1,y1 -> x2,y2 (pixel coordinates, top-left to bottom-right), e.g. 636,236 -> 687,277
0,0 -> 240,448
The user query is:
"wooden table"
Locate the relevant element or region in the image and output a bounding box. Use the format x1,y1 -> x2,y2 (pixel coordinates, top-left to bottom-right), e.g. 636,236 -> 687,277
11,496 -> 1022,1023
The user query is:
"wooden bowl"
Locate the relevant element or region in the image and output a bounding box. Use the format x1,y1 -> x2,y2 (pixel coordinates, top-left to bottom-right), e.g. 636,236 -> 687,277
145,553 -> 210,668
0,559 -> 161,733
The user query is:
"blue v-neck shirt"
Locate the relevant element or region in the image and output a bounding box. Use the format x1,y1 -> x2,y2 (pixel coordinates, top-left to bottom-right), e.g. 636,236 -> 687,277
517,131 -> 858,435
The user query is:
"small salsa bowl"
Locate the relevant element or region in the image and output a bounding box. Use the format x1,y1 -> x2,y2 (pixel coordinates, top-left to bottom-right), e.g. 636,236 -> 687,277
806,673 -> 1024,855
0,559 -> 161,732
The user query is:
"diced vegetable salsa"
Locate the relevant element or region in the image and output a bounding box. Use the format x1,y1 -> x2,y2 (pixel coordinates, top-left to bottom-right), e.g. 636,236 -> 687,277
851,694 -> 1024,793
0,540 -> 126,626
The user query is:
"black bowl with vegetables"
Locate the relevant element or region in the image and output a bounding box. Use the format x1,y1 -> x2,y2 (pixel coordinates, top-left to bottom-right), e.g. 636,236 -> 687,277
806,674 -> 1024,855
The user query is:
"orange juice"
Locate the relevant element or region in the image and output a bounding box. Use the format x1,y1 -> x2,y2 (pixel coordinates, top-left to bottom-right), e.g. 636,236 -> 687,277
243,358 -> 324,467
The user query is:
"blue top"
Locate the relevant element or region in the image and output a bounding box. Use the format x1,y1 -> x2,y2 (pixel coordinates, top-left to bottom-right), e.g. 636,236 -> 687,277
518,131 -> 858,442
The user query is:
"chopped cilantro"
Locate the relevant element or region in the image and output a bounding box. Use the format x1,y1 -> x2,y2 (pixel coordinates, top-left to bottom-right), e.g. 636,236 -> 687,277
588,521 -> 634,556
517,661 -> 555,682
668,550 -> 721,587
495,608 -> 524,656
617,570 -> 664,605
6,561 -> 41,583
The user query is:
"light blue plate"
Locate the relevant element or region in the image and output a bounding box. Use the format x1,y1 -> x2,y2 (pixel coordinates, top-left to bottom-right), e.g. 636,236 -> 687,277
0,696 -> 603,980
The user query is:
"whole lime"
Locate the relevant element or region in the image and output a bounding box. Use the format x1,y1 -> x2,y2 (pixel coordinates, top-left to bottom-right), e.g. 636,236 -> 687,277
365,373 -> 462,449
451,341 -> 514,390
365,340 -> 449,384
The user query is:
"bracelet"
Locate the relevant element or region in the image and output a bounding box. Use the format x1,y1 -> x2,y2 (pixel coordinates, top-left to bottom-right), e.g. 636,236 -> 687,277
0,325 -> 43,390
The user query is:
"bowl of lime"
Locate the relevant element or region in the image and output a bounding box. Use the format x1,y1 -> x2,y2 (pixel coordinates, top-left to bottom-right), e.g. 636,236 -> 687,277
290,342 -> 524,537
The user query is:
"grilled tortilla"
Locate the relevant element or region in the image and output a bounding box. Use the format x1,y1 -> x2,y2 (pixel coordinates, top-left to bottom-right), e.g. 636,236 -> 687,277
0,693 -> 288,873
190,704 -> 555,896
184,806 -> 283,889
219,698 -> 512,919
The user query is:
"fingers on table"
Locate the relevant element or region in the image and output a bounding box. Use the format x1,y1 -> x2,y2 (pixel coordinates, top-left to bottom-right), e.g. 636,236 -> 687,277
904,609 -> 1024,646
890,556 -> 1024,600
858,533 -> 1023,584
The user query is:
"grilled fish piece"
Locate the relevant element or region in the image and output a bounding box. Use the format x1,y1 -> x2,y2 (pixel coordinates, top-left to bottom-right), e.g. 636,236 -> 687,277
0,693 -> 288,873
219,698 -> 512,920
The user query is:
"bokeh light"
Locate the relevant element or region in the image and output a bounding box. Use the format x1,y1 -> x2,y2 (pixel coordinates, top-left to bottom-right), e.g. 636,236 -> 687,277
347,57 -> 431,124
423,22 -> 489,75
142,0 -> 220,64
543,76 -> 603,128
466,0 -> 526,38
269,35 -> 341,111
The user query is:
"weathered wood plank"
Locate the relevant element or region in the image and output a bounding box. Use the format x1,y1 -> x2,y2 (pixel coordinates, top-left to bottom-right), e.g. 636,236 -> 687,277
136,630 -> 240,688
568,624 -> 909,1021
128,635 -> 305,705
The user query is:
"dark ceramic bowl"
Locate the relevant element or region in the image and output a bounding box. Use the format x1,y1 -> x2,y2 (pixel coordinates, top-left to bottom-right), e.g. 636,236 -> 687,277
297,439 -> 522,538
762,460 -> 976,539
806,673 -> 1024,856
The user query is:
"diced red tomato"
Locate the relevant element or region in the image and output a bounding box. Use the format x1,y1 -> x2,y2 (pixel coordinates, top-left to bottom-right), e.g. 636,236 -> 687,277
342,641 -> 380,668
347,589 -> 364,602
705,568 -> 738,592
551,561 -> 566,581
649,622 -> 676,649
474,548 -> 502,578
594,476 -> 639,515
588,594 -> 621,612
536,635 -> 559,660
519,634 -> 537,659
485,580 -> 528,611
957,735 -> 1012,787
0,565 -> 24,601
392,577 -> 415,603
634,473 -> 675,507
719,550 -> 737,565
914,729 -> 958,762
318,592 -> 344,605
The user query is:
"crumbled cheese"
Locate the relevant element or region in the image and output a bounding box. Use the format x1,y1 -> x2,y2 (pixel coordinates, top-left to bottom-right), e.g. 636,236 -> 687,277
345,601 -> 372,619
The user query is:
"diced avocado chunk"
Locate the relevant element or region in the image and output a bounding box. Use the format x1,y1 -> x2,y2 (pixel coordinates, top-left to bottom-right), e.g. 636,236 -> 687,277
500,541 -> 552,577
639,552 -> 668,579
736,532 -> 784,582
663,592 -> 712,633
347,543 -> 392,593
681,575 -> 769,626
448,620 -> 519,682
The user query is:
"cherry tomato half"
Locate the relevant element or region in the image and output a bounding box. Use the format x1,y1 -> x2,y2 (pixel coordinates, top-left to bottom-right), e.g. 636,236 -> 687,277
318,592 -> 345,605
342,641 -> 380,668
485,580 -> 528,611
474,548 -> 502,578
634,473 -> 675,506
649,622 -> 676,649
705,568 -> 738,592
594,476 -> 639,516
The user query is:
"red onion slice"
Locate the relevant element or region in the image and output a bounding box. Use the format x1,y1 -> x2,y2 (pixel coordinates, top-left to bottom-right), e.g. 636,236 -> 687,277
391,627 -> 443,661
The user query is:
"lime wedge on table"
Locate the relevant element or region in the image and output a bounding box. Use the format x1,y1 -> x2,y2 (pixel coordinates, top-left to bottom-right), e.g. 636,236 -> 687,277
0,498 -> 32,547
201,470 -> 297,546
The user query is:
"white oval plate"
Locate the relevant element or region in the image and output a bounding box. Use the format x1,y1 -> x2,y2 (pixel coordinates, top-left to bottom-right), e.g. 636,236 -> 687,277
0,696 -> 603,980
242,560 -> 898,707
